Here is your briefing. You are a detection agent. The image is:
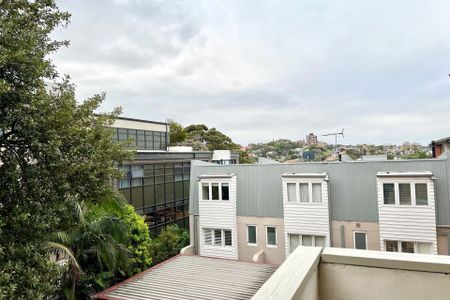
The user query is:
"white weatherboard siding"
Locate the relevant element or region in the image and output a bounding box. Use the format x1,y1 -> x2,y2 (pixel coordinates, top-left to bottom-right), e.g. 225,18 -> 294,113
282,175 -> 331,258
377,177 -> 438,254
199,175 -> 238,259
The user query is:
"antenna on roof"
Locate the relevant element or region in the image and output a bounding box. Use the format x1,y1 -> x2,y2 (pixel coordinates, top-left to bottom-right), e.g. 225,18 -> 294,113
322,128 -> 345,154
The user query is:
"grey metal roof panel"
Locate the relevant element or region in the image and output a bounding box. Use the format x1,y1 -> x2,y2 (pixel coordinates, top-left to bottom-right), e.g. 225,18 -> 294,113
96,255 -> 277,300
189,158 -> 450,224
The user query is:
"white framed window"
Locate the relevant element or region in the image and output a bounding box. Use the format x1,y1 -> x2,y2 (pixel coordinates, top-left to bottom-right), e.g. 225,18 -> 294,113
353,231 -> 368,250
203,228 -> 232,247
288,234 -> 325,253
266,226 -> 277,247
384,240 -> 431,254
247,225 -> 257,245
382,182 -> 429,206
201,182 -> 231,201
286,182 -> 323,204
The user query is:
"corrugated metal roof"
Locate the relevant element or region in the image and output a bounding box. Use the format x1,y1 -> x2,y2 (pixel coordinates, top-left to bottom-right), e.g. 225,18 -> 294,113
189,158 -> 450,224
96,255 -> 277,300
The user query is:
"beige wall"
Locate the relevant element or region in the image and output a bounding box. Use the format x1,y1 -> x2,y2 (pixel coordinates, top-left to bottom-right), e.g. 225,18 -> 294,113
331,221 -> 380,250
320,262 -> 450,300
437,226 -> 450,255
237,216 -> 285,265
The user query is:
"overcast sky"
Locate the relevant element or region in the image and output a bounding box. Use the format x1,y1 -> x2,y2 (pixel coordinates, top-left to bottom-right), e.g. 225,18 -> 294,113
52,0 -> 450,145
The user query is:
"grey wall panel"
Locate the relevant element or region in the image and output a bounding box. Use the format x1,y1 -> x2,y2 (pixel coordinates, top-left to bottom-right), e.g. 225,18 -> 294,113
190,158 -> 450,224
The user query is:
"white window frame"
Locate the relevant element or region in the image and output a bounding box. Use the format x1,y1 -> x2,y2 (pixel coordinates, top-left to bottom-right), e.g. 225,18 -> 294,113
285,182 -> 323,204
353,231 -> 368,250
382,182 -> 430,207
288,233 -> 325,252
203,228 -> 233,247
266,226 -> 278,248
246,225 -> 258,246
201,182 -> 231,201
384,240 -> 432,254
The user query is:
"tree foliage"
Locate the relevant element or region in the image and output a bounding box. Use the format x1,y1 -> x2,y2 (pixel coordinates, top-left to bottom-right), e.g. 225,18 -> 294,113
0,1 -> 130,298
148,225 -> 189,266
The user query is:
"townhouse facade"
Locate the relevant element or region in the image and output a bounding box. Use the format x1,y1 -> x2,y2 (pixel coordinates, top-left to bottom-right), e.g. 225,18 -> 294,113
189,155 -> 450,264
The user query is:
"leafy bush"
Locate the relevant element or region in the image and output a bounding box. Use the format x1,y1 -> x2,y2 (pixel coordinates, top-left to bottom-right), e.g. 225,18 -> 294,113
149,225 -> 190,266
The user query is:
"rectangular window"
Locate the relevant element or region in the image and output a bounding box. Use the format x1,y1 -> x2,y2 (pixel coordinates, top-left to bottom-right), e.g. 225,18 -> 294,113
417,242 -> 431,254
415,183 -> 428,205
221,183 -> 229,200
385,240 -> 398,252
315,236 -> 325,247
204,229 -> 212,245
214,229 -> 222,246
247,225 -> 257,245
266,227 -> 277,246
302,235 -> 313,246
354,232 -> 367,250
399,183 -> 411,205
383,183 -> 395,205
202,183 -> 209,200
401,241 -> 414,253
211,183 -> 219,200
289,234 -> 300,253
299,183 -> 309,203
287,183 -> 297,203
224,230 -> 232,246
312,183 -> 322,203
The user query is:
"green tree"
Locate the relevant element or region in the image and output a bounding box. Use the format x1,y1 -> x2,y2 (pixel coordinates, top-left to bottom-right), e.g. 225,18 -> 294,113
148,225 -> 189,266
51,200 -> 130,299
0,1 -> 130,298
168,119 -> 186,145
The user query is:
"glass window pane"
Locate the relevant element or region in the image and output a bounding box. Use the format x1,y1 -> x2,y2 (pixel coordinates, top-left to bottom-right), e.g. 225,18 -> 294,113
415,183 -> 428,205
224,230 -> 232,246
417,242 -> 431,254
247,225 -> 257,244
202,183 -> 209,200
401,241 -> 414,253
315,236 -> 325,247
312,183 -> 322,203
287,183 -> 297,203
385,240 -> 398,252
383,183 -> 395,205
211,183 -> 219,200
221,183 -> 229,200
143,185 -> 154,207
267,227 -> 277,245
299,183 -> 309,203
131,178 -> 142,187
302,235 -> 313,246
354,232 -> 367,249
289,234 -> 299,253
214,229 -> 222,246
399,183 -> 411,205
204,229 -> 212,245
155,184 -> 164,205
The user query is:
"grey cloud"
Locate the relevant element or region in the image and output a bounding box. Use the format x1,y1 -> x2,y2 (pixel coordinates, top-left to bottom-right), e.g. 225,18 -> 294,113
53,0 -> 450,145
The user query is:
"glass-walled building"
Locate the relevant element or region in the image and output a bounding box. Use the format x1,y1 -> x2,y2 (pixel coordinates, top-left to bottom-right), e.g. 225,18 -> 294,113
111,117 -> 169,151
111,117 -> 239,236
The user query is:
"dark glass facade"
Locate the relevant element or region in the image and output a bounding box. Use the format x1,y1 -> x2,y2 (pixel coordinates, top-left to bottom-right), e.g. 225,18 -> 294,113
118,161 -> 190,236
111,127 -> 168,151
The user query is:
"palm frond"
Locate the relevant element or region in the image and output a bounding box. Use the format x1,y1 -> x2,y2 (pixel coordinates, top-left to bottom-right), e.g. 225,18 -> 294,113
47,241 -> 82,273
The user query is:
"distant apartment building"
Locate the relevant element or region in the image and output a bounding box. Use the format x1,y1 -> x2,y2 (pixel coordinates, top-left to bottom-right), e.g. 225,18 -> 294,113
189,150 -> 450,264
110,117 -> 239,235
431,137 -> 450,158
305,132 -> 318,145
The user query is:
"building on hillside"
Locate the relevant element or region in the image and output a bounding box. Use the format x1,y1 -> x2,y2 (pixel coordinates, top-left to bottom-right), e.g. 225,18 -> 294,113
305,132 -> 318,145
188,154 -> 450,264
110,117 -> 239,236
431,137 -> 450,158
